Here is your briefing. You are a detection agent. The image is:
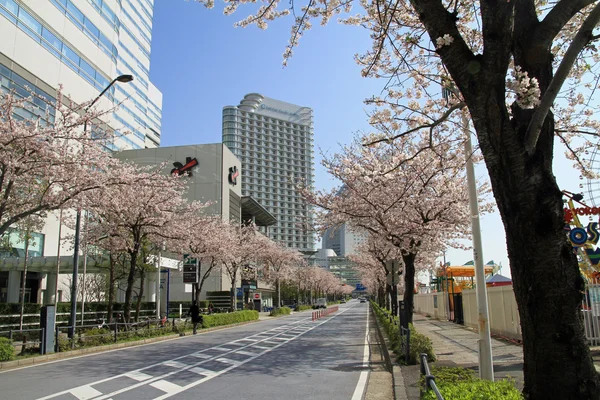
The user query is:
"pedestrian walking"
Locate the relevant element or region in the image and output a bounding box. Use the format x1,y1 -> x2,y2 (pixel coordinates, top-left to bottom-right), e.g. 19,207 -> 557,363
208,302 -> 214,315
189,301 -> 201,335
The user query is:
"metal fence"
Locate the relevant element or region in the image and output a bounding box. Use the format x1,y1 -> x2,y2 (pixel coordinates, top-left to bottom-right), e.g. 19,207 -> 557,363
420,353 -> 444,400
0,327 -> 45,355
583,278 -> 600,345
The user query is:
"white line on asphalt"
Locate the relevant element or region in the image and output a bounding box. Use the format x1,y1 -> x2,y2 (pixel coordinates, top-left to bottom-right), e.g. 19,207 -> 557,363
189,366 -> 216,377
70,385 -> 102,400
351,306 -> 370,400
190,352 -> 212,359
152,306 -> 356,400
33,317 -> 312,400
150,379 -> 183,394
162,361 -> 187,369
124,371 -> 153,382
0,315 -> 268,375
235,350 -> 262,356
215,357 -> 242,366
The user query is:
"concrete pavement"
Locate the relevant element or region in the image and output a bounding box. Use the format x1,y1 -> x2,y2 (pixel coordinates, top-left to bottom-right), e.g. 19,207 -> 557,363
412,313 -> 524,389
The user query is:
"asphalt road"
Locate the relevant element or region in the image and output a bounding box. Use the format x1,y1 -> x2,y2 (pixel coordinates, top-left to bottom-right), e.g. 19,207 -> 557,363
0,301 -> 370,400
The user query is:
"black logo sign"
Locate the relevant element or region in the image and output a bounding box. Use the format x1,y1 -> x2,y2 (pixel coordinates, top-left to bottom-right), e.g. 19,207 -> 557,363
228,166 -> 239,185
171,157 -> 198,177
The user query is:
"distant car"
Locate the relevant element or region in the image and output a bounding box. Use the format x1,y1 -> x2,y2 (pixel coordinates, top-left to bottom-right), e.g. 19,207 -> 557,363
340,299 -> 347,304
314,298 -> 327,309
360,298 -> 366,303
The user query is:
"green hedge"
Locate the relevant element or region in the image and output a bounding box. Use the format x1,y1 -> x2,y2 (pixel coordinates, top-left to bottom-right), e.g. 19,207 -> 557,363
202,310 -> 258,328
422,366 -> 522,399
296,305 -> 313,312
0,337 -> 14,361
371,301 -> 435,365
270,307 -> 291,317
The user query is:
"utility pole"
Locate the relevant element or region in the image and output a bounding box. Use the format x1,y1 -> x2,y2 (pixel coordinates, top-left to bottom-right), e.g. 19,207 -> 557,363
462,109 -> 494,381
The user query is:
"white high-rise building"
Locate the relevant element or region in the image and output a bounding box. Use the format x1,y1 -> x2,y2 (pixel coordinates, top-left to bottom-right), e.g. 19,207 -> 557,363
322,223 -> 369,257
0,0 -> 163,302
223,93 -> 315,251
0,0 -> 162,150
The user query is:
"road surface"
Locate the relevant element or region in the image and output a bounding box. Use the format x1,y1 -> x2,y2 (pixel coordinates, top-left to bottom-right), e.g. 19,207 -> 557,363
0,301 -> 371,400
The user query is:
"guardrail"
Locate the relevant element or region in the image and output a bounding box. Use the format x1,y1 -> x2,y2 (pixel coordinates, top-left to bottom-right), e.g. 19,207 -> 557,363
0,327 -> 45,355
55,318 -> 177,352
420,353 -> 444,400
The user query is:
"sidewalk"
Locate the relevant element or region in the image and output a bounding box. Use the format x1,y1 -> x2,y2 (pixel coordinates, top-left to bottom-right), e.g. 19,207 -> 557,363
412,314 -> 524,389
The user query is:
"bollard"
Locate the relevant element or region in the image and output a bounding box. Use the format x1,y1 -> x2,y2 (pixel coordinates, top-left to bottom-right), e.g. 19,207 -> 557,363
8,329 -> 12,341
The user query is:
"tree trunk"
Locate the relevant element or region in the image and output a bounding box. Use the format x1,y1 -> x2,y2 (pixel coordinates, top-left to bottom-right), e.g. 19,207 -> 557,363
123,245 -> 140,323
135,269 -> 145,322
107,253 -> 115,323
19,234 -> 29,331
230,269 -> 237,311
402,252 -> 416,325
469,73 -> 600,399
276,276 -> 281,308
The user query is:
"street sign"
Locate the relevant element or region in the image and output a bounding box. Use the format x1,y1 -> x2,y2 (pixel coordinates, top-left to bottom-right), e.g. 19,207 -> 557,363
242,279 -> 257,290
182,258 -> 199,283
253,293 -> 261,300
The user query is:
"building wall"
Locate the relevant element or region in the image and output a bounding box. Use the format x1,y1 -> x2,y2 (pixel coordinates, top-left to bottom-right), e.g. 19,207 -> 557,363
116,144 -> 243,302
222,93 -> 315,251
413,285 -> 522,341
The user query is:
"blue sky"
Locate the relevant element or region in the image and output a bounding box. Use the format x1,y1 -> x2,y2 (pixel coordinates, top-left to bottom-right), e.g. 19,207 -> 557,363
149,0 -> 583,278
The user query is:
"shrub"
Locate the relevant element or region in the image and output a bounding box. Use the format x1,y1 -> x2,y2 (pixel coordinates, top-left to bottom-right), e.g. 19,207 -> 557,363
296,305 -> 313,312
0,337 -> 14,361
80,328 -> 113,347
270,307 -> 291,317
202,310 -> 258,328
423,379 -> 522,400
371,301 -> 435,365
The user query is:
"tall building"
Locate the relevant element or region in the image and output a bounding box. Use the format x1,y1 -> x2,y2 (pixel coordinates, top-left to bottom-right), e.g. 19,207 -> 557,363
0,0 -> 163,302
322,223 -> 368,257
0,0 -> 162,150
223,93 -> 316,251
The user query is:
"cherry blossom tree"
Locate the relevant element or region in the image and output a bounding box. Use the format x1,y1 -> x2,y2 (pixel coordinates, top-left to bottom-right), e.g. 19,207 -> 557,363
187,216 -> 231,297
84,162 -> 209,322
259,237 -> 304,307
0,89 -> 128,239
301,135 -> 478,323
195,0 -> 600,395
220,222 -> 263,311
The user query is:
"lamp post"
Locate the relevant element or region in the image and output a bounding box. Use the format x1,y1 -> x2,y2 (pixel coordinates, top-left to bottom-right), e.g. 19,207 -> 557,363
69,75 -> 133,338
442,85 -> 493,380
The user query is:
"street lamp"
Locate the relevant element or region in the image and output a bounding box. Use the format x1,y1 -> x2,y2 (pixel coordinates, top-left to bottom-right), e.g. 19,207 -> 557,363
442,85 -> 494,381
69,74 -> 134,338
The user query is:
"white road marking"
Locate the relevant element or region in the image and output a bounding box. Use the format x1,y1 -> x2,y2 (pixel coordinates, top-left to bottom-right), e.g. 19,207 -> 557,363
213,347 -> 233,351
70,385 -> 102,400
251,345 -> 271,350
36,306 -> 358,400
125,371 -> 153,382
215,357 -> 242,366
351,306 -> 370,400
162,361 -> 187,369
150,379 -> 183,394
190,352 -> 212,359
189,367 -> 216,377
236,350 -> 261,356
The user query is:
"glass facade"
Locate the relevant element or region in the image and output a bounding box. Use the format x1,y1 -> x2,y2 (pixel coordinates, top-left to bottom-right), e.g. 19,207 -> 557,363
0,0 -> 162,150
222,95 -> 316,251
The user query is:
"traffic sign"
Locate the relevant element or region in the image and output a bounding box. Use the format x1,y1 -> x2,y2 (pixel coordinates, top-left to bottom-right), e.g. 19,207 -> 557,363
183,258 -> 199,283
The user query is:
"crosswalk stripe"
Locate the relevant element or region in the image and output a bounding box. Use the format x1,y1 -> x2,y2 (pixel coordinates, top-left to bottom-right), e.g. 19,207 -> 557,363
150,379 -> 183,394
71,385 -> 103,400
124,371 -> 153,382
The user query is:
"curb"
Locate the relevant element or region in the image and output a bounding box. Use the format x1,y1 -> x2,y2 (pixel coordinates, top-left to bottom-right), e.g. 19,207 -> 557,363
370,304 -> 409,400
0,318 -> 261,372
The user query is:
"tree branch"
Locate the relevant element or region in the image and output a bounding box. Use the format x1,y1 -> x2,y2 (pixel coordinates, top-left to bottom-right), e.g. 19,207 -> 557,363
525,2 -> 600,154
536,0 -> 597,47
